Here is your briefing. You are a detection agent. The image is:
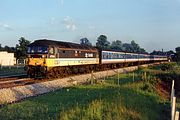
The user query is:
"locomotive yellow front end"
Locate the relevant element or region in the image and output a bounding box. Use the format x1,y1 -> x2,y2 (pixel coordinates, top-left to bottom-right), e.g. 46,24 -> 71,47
26,46 -> 48,77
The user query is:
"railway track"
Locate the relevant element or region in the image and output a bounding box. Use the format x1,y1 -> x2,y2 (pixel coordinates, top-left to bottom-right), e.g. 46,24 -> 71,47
0,62 -> 165,89
0,78 -> 35,89
0,74 -> 27,79
0,62 -> 169,105
0,73 -> 49,89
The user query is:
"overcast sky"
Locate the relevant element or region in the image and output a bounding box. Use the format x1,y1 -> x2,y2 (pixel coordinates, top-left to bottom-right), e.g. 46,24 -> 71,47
0,0 -> 180,52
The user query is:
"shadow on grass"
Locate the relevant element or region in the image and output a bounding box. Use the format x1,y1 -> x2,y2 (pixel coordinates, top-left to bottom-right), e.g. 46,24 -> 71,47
0,84 -> 170,120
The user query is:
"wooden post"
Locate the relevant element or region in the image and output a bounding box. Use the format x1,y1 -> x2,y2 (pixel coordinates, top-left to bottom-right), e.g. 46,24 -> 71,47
171,97 -> 176,120
175,111 -> 179,120
133,72 -> 135,82
118,69 -> 119,85
17,59 -> 19,69
104,72 -> 105,81
106,70 -> 108,79
171,80 -> 175,102
91,71 -> 94,84
144,72 -> 147,81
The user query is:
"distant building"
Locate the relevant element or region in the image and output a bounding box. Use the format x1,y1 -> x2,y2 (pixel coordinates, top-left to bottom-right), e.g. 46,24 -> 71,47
0,51 -> 16,66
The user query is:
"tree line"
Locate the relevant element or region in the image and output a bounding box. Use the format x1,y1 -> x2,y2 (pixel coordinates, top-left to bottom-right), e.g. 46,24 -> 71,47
0,35 -> 180,61
80,35 -> 147,53
0,37 -> 30,59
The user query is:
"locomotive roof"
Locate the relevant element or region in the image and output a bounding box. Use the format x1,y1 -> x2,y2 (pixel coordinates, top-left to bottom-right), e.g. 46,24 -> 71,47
28,39 -> 97,51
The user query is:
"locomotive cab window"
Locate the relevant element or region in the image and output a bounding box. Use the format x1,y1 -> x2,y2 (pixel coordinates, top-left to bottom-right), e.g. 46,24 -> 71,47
27,46 -> 48,54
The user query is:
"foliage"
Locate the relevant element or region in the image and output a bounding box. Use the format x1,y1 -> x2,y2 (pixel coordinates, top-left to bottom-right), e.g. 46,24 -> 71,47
16,37 -> 31,59
150,50 -> 166,55
159,63 -> 174,71
0,66 -> 172,120
175,47 -> 180,61
107,39 -> 147,53
96,35 -> 110,49
122,43 -> 134,52
110,40 -> 123,50
80,38 -> 92,46
175,47 -> 180,53
0,37 -> 30,59
0,44 -> 16,53
131,40 -> 140,52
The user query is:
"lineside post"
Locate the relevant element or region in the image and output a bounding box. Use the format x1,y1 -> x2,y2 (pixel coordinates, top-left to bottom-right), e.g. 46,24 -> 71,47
144,72 -> 147,81
118,69 -> 119,85
175,111 -> 179,120
171,80 -> 175,102
91,71 -> 94,84
106,70 -> 108,79
171,97 -> 176,120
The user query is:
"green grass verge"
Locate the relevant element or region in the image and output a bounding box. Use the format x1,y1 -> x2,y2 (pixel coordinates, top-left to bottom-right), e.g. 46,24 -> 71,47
0,63 -> 180,120
1,63 -> 179,120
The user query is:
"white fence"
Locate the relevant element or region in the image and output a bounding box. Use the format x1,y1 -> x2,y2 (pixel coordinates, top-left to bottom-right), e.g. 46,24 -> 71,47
171,80 -> 179,120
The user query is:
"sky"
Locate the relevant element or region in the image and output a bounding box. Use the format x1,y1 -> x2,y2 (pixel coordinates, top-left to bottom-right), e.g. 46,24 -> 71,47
0,0 -> 180,52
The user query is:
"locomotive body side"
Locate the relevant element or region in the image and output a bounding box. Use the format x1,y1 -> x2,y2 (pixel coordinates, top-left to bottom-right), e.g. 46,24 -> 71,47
26,39 -> 99,77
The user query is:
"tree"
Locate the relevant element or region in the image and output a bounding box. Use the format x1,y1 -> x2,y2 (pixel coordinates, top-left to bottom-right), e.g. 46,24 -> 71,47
166,50 -> 175,55
96,35 -> 110,49
139,48 -> 147,54
175,47 -> 180,61
111,40 -> 123,50
16,37 -> 31,59
175,47 -> 180,53
0,44 -> 2,51
122,43 -> 134,52
130,40 -> 141,52
80,38 -> 92,46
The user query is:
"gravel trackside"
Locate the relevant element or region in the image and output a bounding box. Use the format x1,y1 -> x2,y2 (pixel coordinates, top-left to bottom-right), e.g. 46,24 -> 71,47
0,64 -> 154,105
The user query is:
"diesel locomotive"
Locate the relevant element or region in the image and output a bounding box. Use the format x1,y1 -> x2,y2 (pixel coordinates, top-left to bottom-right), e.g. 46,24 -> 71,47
25,39 -> 168,78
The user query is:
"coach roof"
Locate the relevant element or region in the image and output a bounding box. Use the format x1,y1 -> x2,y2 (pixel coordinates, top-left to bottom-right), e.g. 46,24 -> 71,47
28,39 -> 97,51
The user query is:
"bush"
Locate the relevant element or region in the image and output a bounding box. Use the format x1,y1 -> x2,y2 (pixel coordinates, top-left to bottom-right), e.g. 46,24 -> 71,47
160,63 -> 174,71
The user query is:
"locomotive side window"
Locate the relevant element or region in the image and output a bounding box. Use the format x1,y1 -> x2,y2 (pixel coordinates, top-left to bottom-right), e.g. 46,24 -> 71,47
75,50 -> 78,56
49,47 -> 54,54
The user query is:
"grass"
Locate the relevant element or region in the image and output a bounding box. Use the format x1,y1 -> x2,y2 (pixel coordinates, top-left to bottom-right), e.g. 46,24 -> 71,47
1,63 -> 179,120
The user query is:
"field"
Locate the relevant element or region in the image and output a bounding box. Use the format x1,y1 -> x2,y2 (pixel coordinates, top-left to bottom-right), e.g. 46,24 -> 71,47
0,62 -> 180,120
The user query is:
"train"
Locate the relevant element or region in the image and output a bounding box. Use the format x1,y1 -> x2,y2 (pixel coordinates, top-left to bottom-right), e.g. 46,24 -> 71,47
25,39 -> 168,78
